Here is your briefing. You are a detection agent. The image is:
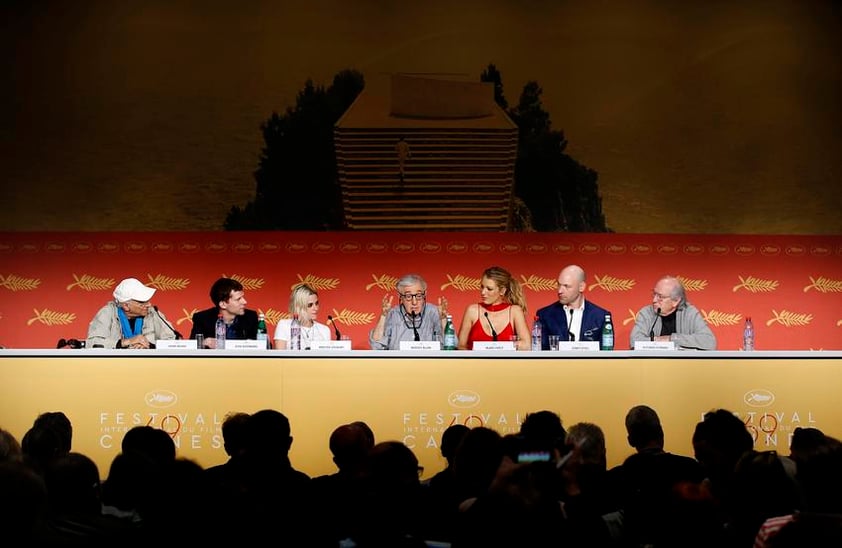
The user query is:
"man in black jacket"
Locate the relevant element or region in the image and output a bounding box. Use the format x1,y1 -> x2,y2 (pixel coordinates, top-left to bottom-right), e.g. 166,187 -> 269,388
190,277 -> 258,348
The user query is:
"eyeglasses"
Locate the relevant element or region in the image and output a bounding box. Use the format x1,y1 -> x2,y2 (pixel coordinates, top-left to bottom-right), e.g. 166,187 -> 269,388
652,292 -> 673,302
131,300 -> 151,307
401,292 -> 426,302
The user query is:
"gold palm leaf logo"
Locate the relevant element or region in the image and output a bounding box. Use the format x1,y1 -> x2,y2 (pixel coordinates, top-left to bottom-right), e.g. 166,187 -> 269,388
146,274 -> 190,291
0,274 -> 41,291
441,275 -> 480,291
803,276 -> 842,293
176,308 -> 200,326
366,274 -> 399,291
677,276 -> 708,292
623,308 -> 639,326
330,308 -> 376,325
27,309 -> 76,326
702,310 -> 742,327
766,310 -> 813,327
224,274 -> 263,291
732,275 -> 779,293
589,275 -> 636,292
258,308 -> 287,325
520,275 -> 556,292
66,274 -> 115,291
293,275 -> 339,290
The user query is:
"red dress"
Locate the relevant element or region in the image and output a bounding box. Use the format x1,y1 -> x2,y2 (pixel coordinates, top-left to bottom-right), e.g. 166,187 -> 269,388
467,302 -> 514,348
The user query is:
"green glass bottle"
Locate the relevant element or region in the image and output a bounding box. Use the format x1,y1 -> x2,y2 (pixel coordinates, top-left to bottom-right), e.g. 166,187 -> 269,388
443,314 -> 458,350
600,313 -> 614,351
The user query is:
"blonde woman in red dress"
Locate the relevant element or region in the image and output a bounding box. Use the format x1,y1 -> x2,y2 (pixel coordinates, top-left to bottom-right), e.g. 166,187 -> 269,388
457,266 -> 531,350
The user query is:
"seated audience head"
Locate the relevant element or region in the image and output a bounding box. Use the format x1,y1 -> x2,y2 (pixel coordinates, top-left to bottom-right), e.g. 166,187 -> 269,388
43,451 -> 103,515
0,428 -> 23,462
452,426 -> 505,498
625,404 -> 665,451
246,408 -> 293,458
329,421 -> 376,473
22,414 -> 74,474
520,409 -> 568,459
692,408 -> 754,486
566,421 -> 607,470
220,411 -> 251,458
440,423 -> 470,466
121,425 -> 176,465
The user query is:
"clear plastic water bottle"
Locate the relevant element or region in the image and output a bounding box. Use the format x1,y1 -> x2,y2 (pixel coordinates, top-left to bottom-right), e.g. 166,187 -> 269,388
531,316 -> 542,351
289,313 -> 301,350
443,314 -> 457,350
257,313 -> 269,349
743,316 -> 755,351
600,314 -> 614,351
215,313 -> 226,350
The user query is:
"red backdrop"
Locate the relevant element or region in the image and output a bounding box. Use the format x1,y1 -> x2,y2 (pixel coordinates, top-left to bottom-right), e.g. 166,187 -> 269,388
1,232 -> 840,350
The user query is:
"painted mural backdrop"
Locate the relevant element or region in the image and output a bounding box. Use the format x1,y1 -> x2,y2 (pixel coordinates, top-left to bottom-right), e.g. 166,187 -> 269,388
0,232 -> 840,351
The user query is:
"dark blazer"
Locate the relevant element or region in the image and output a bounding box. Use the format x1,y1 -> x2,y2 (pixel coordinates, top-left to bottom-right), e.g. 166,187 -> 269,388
535,300 -> 611,349
189,307 -> 259,341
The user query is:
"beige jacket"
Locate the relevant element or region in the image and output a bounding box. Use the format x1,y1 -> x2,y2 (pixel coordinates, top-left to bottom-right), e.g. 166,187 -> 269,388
86,301 -> 176,349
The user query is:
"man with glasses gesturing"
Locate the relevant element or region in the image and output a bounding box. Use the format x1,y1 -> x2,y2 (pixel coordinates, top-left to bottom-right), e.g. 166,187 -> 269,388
629,275 -> 717,350
369,273 -> 449,350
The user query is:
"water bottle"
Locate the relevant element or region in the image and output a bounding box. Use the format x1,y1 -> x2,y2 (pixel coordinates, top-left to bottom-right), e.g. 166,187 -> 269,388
257,313 -> 269,349
743,316 -> 755,351
215,313 -> 226,350
289,313 -> 301,350
531,316 -> 542,351
600,314 -> 614,351
443,314 -> 458,350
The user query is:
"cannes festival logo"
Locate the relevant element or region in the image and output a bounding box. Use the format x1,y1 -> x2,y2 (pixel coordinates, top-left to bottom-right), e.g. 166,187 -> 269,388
744,389 -> 775,408
449,390 -> 480,409
145,390 -> 178,409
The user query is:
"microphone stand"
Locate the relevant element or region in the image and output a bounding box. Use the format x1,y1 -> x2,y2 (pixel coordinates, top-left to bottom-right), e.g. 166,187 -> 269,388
649,307 -> 661,341
484,311 -> 498,341
410,311 -> 420,341
152,305 -> 183,340
327,315 -> 342,340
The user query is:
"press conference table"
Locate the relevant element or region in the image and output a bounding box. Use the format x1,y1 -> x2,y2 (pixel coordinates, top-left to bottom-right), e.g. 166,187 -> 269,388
2,349 -> 840,479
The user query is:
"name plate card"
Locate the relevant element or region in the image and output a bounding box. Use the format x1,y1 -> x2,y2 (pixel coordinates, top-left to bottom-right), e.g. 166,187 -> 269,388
155,339 -> 197,350
633,340 -> 676,351
225,339 -> 266,350
556,341 -> 600,352
472,341 -> 516,351
399,341 -> 441,351
311,340 -> 352,351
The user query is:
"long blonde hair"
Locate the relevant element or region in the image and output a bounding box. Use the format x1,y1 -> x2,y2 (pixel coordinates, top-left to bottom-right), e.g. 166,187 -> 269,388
483,266 -> 527,313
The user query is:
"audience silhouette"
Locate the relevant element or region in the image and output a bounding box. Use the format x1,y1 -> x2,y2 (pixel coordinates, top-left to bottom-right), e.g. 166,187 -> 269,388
3,405 -> 842,548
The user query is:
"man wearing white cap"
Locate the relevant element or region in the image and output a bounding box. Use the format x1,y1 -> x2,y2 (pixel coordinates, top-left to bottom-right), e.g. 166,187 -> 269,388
86,277 -> 177,349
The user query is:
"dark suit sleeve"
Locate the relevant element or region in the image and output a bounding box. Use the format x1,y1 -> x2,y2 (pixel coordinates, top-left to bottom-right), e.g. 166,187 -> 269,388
189,309 -> 216,339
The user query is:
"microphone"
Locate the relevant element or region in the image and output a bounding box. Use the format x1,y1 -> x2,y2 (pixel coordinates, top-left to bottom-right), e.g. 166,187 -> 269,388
410,311 -> 420,341
649,308 -> 661,341
152,305 -> 183,340
484,311 -> 498,341
327,315 -> 342,340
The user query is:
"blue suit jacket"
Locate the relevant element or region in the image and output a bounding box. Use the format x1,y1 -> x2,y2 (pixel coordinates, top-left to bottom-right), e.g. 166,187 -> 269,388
535,300 -> 611,349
